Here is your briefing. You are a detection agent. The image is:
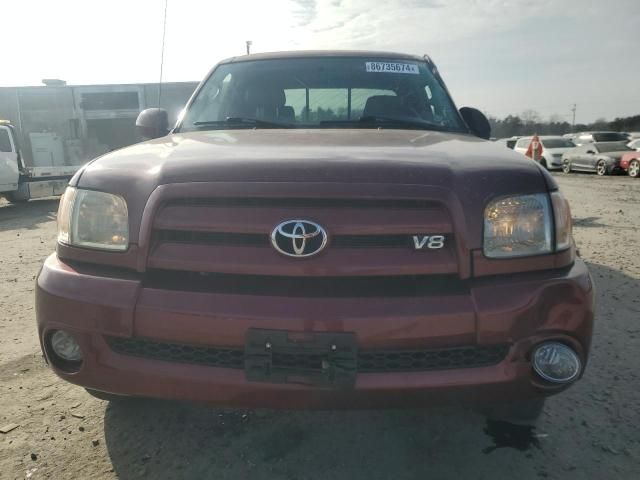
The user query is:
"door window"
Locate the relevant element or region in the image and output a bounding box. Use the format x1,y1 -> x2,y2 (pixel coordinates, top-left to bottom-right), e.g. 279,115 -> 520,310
0,128 -> 13,152
283,88 -> 397,121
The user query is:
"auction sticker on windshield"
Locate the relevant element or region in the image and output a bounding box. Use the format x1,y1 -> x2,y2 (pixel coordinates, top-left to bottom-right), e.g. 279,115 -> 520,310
365,62 -> 419,74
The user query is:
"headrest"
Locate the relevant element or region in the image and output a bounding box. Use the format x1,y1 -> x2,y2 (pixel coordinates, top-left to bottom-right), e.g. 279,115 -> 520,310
362,95 -> 407,118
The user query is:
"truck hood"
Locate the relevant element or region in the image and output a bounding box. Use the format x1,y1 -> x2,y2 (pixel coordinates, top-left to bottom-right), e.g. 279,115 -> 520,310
74,129 -> 552,244
78,128 -> 546,187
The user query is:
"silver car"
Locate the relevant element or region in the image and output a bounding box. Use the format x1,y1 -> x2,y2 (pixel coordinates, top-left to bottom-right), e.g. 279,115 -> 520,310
561,142 -> 634,176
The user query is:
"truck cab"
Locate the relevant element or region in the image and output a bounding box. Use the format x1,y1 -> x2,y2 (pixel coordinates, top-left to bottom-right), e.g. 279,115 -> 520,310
0,120 -> 77,203
0,121 -> 20,195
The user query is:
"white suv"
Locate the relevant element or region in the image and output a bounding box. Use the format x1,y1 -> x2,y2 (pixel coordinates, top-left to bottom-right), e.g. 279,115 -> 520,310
572,131 -> 628,146
513,136 -> 576,170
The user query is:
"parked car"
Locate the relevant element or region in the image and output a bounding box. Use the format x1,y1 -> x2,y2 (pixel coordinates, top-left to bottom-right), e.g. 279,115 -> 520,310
572,131 -> 628,146
513,135 -> 575,170
627,138 -> 640,151
620,151 -> 640,178
36,50 -> 594,421
562,141 -> 633,175
495,136 -> 520,149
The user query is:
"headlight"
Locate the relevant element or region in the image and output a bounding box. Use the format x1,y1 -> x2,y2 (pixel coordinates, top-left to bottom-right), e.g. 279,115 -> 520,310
57,187 -> 129,251
483,193 -> 552,258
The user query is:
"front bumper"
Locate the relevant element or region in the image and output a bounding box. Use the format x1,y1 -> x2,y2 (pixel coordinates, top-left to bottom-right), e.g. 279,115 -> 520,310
36,254 -> 595,409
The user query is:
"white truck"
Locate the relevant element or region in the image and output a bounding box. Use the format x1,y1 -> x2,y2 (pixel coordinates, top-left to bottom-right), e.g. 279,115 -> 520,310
0,120 -> 78,203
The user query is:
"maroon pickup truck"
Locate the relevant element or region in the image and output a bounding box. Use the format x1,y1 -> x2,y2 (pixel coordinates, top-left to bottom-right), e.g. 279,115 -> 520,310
36,51 -> 594,421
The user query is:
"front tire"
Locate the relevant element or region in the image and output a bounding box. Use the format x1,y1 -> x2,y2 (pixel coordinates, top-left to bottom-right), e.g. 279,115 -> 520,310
596,160 -> 608,176
629,159 -> 640,178
562,160 -> 571,174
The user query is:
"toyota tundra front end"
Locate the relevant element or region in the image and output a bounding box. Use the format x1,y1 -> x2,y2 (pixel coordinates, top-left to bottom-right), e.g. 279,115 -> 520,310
36,51 -> 594,420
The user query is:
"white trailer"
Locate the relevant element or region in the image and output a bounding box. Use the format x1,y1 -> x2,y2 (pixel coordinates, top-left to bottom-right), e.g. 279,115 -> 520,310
0,121 -> 78,202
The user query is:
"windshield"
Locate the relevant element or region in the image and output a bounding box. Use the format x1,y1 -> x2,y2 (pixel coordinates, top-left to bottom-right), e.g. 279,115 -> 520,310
592,132 -> 628,142
179,57 -> 467,132
597,143 -> 632,153
541,138 -> 574,148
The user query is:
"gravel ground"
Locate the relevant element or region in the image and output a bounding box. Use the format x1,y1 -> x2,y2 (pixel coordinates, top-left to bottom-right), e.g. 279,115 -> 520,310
0,173 -> 638,480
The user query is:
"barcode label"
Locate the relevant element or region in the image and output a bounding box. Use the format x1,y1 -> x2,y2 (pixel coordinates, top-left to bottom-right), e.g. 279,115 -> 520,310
365,62 -> 420,74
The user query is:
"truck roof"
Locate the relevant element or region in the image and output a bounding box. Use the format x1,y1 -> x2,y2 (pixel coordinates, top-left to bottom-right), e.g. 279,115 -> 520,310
220,50 -> 427,64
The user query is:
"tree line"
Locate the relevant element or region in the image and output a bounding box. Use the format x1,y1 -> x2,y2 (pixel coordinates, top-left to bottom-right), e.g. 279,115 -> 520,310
488,111 -> 640,139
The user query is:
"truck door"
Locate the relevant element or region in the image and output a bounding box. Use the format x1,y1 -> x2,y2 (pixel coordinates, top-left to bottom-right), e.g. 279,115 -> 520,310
0,125 -> 20,194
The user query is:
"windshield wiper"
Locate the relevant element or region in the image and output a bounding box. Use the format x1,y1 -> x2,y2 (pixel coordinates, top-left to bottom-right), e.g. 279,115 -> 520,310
359,116 -> 449,131
193,117 -> 293,129
319,116 -> 449,131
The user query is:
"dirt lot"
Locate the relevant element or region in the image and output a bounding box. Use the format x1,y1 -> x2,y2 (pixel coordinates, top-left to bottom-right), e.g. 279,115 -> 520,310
1,173 -> 639,480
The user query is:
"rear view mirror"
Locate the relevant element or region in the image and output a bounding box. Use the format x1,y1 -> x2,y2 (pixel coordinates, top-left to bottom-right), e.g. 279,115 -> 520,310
136,108 -> 169,139
459,107 -> 491,140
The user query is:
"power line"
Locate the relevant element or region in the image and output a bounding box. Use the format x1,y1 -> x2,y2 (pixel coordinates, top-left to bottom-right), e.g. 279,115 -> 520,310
157,0 -> 169,108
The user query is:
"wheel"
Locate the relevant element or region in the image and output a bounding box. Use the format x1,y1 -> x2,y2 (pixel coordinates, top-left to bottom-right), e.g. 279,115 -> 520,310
85,388 -> 133,402
485,398 -> 546,424
562,160 -> 571,174
5,192 -> 29,204
629,159 -> 640,178
596,160 -> 608,176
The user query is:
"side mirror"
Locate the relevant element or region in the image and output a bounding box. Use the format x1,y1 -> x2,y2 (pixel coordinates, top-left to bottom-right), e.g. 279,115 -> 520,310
459,107 -> 491,140
136,108 -> 169,139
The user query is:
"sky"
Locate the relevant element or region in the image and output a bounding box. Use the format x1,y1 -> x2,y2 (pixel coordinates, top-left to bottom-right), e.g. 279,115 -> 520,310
2,0 -> 639,123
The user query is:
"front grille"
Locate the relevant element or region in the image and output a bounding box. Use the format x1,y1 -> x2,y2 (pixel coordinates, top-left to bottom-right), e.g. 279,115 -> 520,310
165,198 -> 433,209
106,336 -> 509,373
357,345 -> 509,372
106,336 -> 245,368
143,270 -> 468,297
155,230 -> 430,249
148,195 -> 457,277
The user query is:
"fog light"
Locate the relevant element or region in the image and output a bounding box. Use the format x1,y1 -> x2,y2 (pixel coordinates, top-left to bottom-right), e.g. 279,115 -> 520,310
50,330 -> 83,362
532,342 -> 581,383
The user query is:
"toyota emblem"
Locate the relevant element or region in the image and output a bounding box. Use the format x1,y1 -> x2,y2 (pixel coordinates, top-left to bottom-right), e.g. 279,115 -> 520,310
270,220 -> 328,257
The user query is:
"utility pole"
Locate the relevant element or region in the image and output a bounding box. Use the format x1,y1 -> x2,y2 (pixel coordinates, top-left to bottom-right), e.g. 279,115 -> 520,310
246,41 -> 252,55
158,0 -> 169,108
571,104 -> 577,131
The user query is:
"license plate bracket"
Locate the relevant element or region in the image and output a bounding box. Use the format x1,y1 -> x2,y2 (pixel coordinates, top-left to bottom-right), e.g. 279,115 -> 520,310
245,329 -> 357,388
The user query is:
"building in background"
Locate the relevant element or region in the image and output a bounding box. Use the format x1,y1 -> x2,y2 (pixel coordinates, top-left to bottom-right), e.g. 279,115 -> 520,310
0,81 -> 198,168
